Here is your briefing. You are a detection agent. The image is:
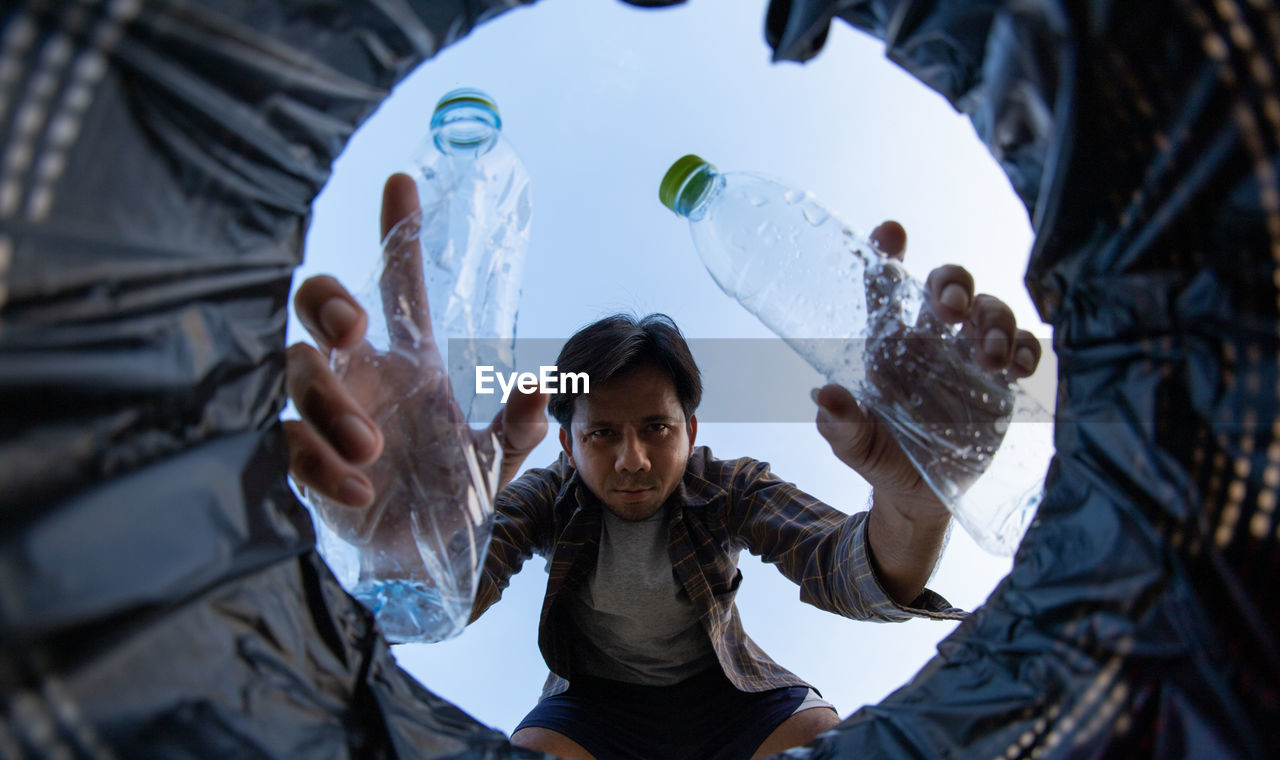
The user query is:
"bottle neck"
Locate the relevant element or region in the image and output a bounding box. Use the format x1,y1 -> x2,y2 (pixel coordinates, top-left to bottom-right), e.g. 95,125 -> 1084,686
673,164 -> 722,220
430,102 -> 501,158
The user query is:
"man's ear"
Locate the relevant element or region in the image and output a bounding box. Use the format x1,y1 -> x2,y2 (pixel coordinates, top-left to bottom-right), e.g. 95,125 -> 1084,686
687,413 -> 698,452
559,426 -> 574,467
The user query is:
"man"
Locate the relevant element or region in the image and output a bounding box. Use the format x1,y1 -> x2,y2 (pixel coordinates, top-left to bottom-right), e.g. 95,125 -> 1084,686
286,174 -> 1041,759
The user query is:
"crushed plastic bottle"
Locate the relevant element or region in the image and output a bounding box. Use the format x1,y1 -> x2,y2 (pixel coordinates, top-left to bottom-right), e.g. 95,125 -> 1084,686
660,154 -> 1051,555
304,89 -> 531,642
388,87 -> 532,423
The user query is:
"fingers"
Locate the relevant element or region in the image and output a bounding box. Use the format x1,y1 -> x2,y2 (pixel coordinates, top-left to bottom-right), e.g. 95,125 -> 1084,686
962,294 -> 1019,371
1008,329 -> 1042,379
381,172 -> 421,240
285,419 -> 374,507
869,221 -> 907,261
286,341 -> 384,466
924,265 -> 975,323
294,275 -> 367,353
923,265 -> 1038,374
378,173 -> 435,348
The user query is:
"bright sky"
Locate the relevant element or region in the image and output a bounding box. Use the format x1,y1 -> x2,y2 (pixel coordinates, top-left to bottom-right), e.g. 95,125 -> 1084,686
290,0 -> 1054,735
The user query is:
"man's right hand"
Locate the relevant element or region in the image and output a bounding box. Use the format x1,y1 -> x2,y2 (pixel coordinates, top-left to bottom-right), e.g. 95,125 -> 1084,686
284,173 -> 548,513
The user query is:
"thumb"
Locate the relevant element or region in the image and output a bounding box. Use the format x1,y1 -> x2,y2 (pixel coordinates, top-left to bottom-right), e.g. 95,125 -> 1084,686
811,384 -> 875,470
493,388 -> 549,455
485,388 -> 550,493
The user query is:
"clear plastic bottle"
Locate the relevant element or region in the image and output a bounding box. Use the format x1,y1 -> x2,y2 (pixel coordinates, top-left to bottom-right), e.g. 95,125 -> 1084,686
304,89 -> 531,642
397,87 -> 532,423
660,154 -> 1051,555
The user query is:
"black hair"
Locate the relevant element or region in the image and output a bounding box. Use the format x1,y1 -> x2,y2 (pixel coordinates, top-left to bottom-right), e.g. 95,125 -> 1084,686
548,313 -> 702,429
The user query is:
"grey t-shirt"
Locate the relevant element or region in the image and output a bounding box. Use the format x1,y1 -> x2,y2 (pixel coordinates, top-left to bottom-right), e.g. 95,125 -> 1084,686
567,506 -> 719,685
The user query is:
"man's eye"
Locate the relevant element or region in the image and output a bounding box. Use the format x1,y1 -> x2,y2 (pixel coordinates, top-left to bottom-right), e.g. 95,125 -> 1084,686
588,429 -> 613,439
648,423 -> 670,434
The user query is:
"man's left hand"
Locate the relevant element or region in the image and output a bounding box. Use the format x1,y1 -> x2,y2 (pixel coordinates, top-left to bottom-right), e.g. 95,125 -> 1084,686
812,220 -> 1041,502
812,220 -> 1042,604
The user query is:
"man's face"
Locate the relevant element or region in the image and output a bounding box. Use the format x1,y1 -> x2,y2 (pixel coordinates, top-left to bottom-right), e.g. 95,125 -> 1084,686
559,364 -> 697,521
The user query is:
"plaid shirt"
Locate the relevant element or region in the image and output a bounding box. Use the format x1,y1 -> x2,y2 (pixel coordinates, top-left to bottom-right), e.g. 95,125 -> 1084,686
472,446 -> 963,700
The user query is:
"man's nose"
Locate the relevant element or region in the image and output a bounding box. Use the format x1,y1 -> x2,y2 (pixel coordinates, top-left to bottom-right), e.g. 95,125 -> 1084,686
615,431 -> 650,473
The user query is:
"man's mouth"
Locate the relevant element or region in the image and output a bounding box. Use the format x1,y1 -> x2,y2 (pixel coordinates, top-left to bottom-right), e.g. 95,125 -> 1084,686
613,486 -> 654,501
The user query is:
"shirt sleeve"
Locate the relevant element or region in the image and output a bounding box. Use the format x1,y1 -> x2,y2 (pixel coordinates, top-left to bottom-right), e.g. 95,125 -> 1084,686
468,460 -> 564,623
724,456 -> 965,622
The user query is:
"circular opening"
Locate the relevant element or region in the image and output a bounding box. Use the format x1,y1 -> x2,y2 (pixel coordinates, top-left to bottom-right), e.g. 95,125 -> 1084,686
293,0 -> 1051,734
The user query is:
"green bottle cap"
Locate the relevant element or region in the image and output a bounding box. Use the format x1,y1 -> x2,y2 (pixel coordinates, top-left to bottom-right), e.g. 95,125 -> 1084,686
660,154 -> 713,214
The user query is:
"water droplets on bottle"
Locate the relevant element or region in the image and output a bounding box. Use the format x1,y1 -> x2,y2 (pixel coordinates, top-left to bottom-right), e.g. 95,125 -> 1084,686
801,203 -> 829,227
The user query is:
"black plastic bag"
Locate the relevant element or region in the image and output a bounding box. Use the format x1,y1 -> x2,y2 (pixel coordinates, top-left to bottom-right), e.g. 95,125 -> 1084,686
0,2 -> 540,757
766,1 -> 1280,757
